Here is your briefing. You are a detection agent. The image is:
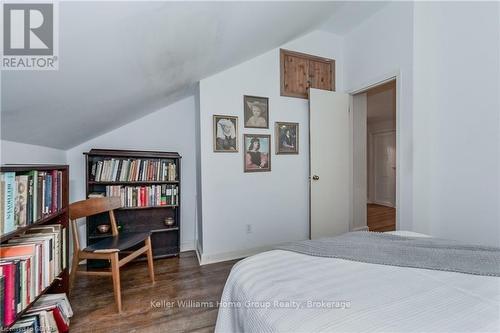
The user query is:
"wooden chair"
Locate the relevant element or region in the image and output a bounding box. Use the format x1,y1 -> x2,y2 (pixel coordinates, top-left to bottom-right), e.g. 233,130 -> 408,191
69,197 -> 155,313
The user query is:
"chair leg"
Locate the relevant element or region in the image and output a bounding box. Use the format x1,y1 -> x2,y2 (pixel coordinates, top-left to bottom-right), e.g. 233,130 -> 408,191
69,252 -> 80,294
110,252 -> 122,313
145,236 -> 155,283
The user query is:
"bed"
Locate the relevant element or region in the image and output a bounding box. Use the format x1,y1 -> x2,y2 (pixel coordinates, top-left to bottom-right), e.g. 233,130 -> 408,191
215,231 -> 500,333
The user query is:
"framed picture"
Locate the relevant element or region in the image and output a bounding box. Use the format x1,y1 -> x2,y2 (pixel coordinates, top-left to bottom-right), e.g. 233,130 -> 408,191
244,134 -> 271,172
213,115 -> 238,152
244,95 -> 269,128
275,122 -> 299,154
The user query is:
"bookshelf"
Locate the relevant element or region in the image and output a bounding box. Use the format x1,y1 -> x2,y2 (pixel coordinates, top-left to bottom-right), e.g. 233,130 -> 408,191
0,164 -> 70,330
84,149 -> 181,268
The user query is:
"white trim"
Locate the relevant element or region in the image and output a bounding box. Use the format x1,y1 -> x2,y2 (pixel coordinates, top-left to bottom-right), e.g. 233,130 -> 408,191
352,226 -> 369,231
347,70 -> 400,95
199,245 -> 273,265
180,240 -> 196,252
195,240 -> 202,264
372,202 -> 395,208
348,70 -> 401,231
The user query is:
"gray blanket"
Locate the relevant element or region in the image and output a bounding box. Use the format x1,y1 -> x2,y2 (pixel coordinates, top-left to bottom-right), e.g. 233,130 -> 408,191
275,232 -> 500,277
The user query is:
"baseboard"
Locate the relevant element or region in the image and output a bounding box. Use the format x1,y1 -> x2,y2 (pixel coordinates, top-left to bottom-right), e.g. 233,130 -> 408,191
180,240 -> 195,252
371,201 -> 395,208
199,245 -> 273,265
195,241 -> 202,264
352,226 -> 369,231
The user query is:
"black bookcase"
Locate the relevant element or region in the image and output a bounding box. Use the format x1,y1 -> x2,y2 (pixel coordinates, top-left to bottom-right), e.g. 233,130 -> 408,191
84,149 -> 181,268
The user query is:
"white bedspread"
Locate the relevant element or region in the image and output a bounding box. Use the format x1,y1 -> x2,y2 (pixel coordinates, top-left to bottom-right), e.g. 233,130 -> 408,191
215,233 -> 500,333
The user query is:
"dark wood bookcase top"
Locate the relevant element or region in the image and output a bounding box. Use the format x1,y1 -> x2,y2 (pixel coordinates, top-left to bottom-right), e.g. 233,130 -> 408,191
0,164 -> 70,329
84,149 -> 181,268
84,149 -> 181,159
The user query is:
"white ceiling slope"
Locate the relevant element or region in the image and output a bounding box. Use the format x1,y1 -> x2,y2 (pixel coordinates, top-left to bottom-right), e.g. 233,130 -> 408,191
1,1 -> 386,149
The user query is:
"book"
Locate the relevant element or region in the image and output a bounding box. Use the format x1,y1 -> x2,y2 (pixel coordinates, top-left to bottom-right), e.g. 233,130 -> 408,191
36,175 -> 43,221
14,175 -> 29,228
28,171 -> 38,224
0,262 -> 16,327
27,175 -> 34,226
0,275 -> 4,329
44,174 -> 52,215
3,172 -> 17,234
0,177 -> 4,235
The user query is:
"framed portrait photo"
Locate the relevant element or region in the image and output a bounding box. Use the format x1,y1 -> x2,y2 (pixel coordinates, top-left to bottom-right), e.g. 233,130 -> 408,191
213,115 -> 238,152
275,122 -> 299,154
244,95 -> 269,129
244,134 -> 271,172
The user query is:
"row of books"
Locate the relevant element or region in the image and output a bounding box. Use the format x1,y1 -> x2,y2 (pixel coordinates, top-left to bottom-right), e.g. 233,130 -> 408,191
90,158 -> 177,182
0,171 -> 64,236
89,184 -> 179,208
10,293 -> 73,333
0,224 -> 66,328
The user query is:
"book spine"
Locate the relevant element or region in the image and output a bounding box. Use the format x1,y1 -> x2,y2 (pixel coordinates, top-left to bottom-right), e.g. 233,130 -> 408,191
1,263 -> 16,326
91,161 -> 97,181
14,261 -> 20,314
51,170 -> 58,213
45,174 -> 52,214
27,175 -> 34,225
4,172 -> 16,233
0,175 -> 5,235
58,171 -> 63,211
0,275 -> 4,329
37,174 -> 43,220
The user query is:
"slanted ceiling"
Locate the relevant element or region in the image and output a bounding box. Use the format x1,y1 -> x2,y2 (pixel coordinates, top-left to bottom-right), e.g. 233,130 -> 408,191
1,1 -> 387,149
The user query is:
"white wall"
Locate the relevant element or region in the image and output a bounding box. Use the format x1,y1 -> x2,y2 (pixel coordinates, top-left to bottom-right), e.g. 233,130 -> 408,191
1,140 -> 67,164
65,96 -> 198,250
198,30 -> 344,263
344,2 -> 414,231
413,2 -> 500,246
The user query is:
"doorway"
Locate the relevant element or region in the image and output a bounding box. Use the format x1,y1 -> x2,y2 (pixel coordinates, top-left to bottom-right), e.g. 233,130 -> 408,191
352,79 -> 397,232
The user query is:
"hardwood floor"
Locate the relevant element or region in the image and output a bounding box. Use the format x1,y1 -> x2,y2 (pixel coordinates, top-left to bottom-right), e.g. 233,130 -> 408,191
69,252 -> 238,333
367,203 -> 395,232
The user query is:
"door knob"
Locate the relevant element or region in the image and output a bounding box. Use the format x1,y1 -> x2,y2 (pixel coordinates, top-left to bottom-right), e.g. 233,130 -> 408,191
312,175 -> 320,181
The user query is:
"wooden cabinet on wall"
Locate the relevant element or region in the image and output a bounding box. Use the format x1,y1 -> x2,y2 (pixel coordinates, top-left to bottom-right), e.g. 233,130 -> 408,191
280,49 -> 335,99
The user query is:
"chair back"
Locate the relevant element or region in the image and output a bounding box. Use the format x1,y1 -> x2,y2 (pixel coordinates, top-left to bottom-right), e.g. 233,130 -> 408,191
69,197 -> 122,220
69,197 -> 122,252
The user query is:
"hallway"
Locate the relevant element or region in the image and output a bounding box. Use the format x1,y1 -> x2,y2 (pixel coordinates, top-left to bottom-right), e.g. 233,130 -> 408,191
367,204 -> 395,232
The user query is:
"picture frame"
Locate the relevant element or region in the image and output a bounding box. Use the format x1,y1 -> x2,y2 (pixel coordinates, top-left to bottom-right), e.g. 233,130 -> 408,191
243,134 -> 271,172
244,95 -> 269,129
275,122 -> 299,154
213,115 -> 238,152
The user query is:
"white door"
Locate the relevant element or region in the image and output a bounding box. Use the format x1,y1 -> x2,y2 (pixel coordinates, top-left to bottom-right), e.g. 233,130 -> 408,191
309,89 -> 350,239
373,131 -> 396,206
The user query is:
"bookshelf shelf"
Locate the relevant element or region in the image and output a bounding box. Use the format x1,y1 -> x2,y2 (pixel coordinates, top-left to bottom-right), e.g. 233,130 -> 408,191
0,164 -> 69,330
151,227 -> 179,233
84,149 -> 181,268
89,227 -> 179,240
0,208 -> 67,243
89,180 -> 179,185
117,205 -> 178,211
